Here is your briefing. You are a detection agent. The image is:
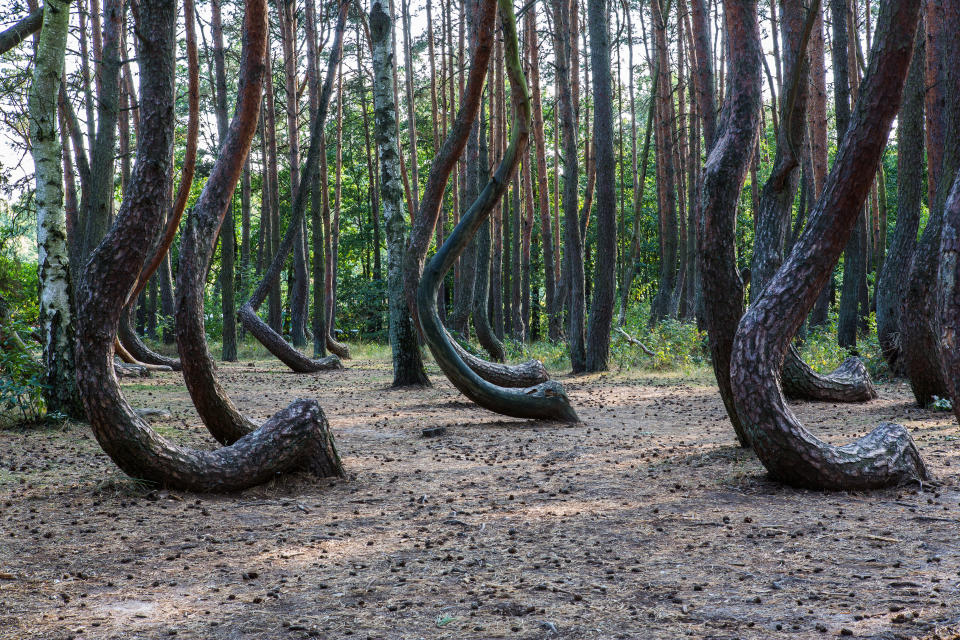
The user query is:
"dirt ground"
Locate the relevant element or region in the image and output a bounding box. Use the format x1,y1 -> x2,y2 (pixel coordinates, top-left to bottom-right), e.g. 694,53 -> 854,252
1,352 -> 959,640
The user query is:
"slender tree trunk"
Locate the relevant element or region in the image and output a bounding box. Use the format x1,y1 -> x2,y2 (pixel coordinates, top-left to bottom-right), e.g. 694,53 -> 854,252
554,0 -> 586,371
876,27 -> 924,375
305,0 -> 327,358
371,0 -> 431,386
649,0 -> 678,325
584,0 -> 616,371
526,4 -> 558,341
81,0 -> 123,266
30,0 -> 82,417
264,38 -> 283,333
211,0 -> 237,361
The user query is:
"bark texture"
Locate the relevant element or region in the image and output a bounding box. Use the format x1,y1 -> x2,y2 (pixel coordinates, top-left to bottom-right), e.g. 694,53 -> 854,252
584,0 -> 616,372
370,0 -> 431,387
76,0 -> 343,492
938,170 -> 960,423
30,0 -> 83,418
697,0 -> 763,447
417,0 -> 578,422
238,0 -> 350,373
876,28 -> 924,376
730,0 -> 930,489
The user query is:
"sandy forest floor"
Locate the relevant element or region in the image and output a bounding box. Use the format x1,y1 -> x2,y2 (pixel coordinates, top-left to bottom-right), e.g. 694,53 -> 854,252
1,351 -> 960,640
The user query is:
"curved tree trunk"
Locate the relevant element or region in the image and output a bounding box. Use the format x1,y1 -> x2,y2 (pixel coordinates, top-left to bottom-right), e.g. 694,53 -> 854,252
876,27 -> 924,376
238,0 -> 350,373
938,170 -> 960,423
417,0 -> 578,423
401,0 -> 496,332
76,0 -> 343,492
730,0 -> 929,489
747,0 -> 874,403
697,0 -> 763,448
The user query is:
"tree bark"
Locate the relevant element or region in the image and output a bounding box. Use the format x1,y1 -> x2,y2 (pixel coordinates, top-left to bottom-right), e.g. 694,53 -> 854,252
0,8 -> 41,55
938,170 -> 960,423
401,0 -> 497,332
212,0 -> 238,361
584,0 -> 616,371
525,3 -> 559,341
648,0 -> 678,325
80,0 -> 123,266
370,0 -> 431,387
698,0 -> 763,448
554,0 -> 586,371
29,0 -> 83,418
278,0 -> 309,348
76,0 -> 343,492
417,0 -> 578,422
238,0 -> 351,373
902,0 -> 960,407
305,0 -> 327,358
876,27 -> 924,376
729,0 -> 930,489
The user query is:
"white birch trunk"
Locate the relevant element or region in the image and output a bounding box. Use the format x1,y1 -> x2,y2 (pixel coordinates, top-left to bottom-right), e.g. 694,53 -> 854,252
29,0 -> 82,417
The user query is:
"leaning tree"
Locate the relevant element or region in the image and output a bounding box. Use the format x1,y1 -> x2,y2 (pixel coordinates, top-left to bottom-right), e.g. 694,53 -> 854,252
728,0 -> 929,489
75,0 -> 342,492
235,0 -> 350,374
415,0 -> 578,423
697,0 -> 764,447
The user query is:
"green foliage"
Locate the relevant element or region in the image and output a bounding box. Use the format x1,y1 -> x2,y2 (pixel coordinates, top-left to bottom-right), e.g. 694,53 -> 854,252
0,317 -> 44,426
798,313 -> 889,380
929,396 -> 953,412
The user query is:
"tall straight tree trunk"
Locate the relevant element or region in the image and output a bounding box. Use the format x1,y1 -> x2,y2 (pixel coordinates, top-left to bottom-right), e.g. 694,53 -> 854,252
211,0 -> 237,361
876,27 -> 924,375
400,0 -> 419,216
833,0 -> 863,349
30,0 -> 82,417
472,101 -> 506,360
584,0 -> 616,371
553,0 -> 586,371
278,0 -> 308,347
264,37 -> 283,333
648,0 -> 678,325
371,0 -> 430,386
526,5 -> 557,341
806,2 -> 832,327
81,0 -> 123,266
305,0 -> 327,357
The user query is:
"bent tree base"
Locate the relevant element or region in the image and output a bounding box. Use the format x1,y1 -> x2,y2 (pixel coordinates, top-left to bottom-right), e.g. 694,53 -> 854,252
239,304 -> 342,373
75,0 -> 343,494
729,0 -> 929,490
446,327 -> 550,387
781,347 -> 877,402
416,0 -> 578,423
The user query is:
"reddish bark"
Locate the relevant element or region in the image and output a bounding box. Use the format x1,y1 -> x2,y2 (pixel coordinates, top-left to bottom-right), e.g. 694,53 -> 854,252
730,0 -> 929,489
